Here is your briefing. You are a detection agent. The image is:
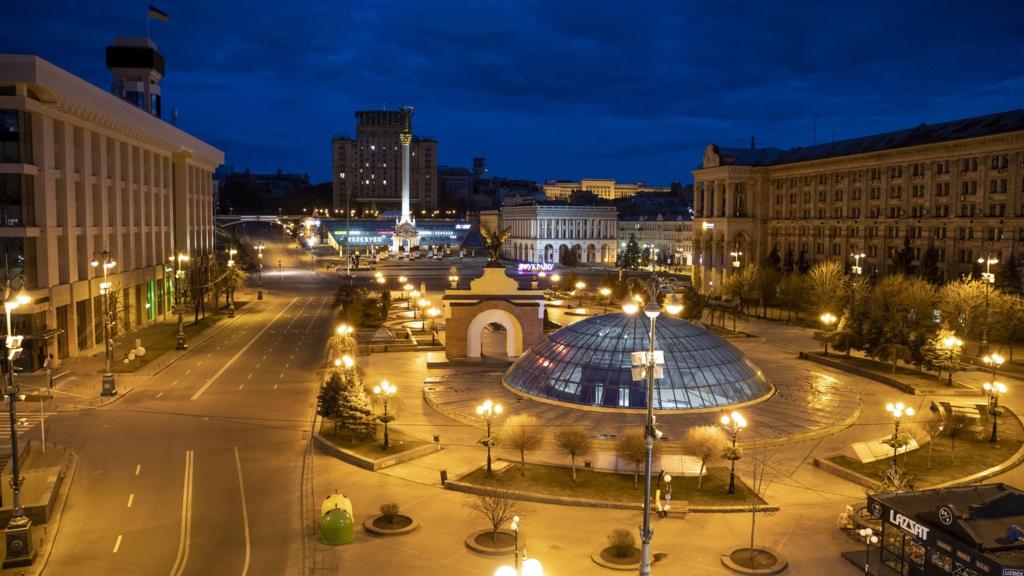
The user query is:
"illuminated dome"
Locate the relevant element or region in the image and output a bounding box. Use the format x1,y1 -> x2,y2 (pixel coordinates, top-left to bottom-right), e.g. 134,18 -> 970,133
503,313 -> 772,411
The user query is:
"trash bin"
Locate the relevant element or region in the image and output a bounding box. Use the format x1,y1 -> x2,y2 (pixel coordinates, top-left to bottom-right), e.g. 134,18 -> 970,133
320,493 -> 354,545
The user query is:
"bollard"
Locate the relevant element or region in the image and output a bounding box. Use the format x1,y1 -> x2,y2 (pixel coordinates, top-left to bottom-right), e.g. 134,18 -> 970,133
439,469 -> 448,486
433,434 -> 440,444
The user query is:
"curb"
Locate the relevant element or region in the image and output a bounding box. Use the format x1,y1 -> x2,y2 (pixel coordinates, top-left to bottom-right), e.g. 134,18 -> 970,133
362,514 -> 421,536
798,351 -> 982,397
312,433 -> 441,471
28,447 -> 78,576
591,546 -> 641,571
720,548 -> 789,575
464,529 -> 516,556
444,479 -> 776,514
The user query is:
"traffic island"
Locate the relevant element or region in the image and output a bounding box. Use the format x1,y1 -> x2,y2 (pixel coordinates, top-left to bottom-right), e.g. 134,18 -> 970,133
721,547 -> 788,575
818,409 -> 1024,488
314,425 -> 440,471
362,513 -> 420,536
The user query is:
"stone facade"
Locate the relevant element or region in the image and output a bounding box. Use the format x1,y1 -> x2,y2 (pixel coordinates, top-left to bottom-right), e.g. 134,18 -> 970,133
499,205 -> 618,265
693,109 -> 1024,292
617,214 -> 693,267
442,268 -> 545,359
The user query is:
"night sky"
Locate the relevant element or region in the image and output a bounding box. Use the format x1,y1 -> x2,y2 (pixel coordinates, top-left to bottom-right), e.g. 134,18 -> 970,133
8,1 -> 1024,185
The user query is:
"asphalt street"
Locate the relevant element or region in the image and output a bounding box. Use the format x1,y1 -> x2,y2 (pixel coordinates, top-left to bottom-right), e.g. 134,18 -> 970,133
39,224 -> 335,575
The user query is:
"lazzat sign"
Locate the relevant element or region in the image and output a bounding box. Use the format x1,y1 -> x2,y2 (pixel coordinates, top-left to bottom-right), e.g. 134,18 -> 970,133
890,510 -> 929,540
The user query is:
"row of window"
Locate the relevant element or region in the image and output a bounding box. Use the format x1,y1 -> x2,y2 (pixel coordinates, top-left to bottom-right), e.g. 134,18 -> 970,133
762,155 -> 1017,190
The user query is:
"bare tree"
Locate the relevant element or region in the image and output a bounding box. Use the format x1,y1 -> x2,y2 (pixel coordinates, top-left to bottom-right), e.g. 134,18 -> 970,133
807,260 -> 848,316
947,412 -> 971,462
467,491 -> 518,543
686,425 -> 728,490
616,431 -> 662,488
744,443 -> 778,565
554,426 -> 593,483
501,415 -> 545,477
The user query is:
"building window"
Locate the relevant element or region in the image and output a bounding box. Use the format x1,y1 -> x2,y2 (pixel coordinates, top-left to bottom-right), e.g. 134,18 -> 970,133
0,110 -> 31,164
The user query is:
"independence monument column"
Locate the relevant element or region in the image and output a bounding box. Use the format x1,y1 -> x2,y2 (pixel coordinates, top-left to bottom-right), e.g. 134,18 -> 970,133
393,106 -> 419,256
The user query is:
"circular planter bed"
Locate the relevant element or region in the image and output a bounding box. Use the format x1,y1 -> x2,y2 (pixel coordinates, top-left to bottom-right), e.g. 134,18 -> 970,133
464,529 -> 517,555
591,545 -> 642,571
720,547 -> 788,575
362,514 -> 420,536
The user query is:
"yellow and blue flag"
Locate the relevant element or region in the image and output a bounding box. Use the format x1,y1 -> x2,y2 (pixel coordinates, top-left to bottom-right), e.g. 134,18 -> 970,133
148,4 -> 169,22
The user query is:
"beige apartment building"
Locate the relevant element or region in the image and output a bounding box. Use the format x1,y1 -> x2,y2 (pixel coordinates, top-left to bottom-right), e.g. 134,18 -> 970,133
0,54 -> 222,367
693,109 -> 1024,292
543,178 -> 670,201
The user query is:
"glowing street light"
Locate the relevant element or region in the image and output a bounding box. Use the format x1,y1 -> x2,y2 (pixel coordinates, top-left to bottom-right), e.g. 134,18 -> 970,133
599,287 -> 611,313
819,312 -> 838,355
720,411 -> 747,495
851,252 -> 866,275
426,307 -> 441,345
574,280 -> 586,308
979,256 -> 998,354
730,250 -> 742,268
941,335 -> 964,386
372,380 -> 397,449
858,527 -> 879,575
91,250 -> 117,396
983,381 -> 1008,443
885,402 -> 914,472
983,353 -> 1005,381
475,399 -> 503,477
0,274 -> 33,565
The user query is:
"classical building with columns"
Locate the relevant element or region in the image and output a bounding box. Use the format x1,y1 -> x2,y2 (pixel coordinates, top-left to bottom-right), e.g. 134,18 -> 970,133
693,109 -> 1024,292
617,214 -> 693,267
0,53 -> 222,367
495,205 -> 618,265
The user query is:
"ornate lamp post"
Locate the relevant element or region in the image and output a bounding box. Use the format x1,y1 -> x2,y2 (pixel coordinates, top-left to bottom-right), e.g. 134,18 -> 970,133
941,335 -> 963,386
550,274 -> 561,290
171,253 -> 189,350
983,381 -> 1007,443
721,411 -> 747,495
885,402 -> 914,473
426,307 -> 440,344
978,256 -> 998,354
494,516 -> 544,576
574,281 -> 586,308
475,399 -> 502,477
858,527 -> 878,575
624,287 -> 666,576
983,353 -> 1005,381
254,242 -> 264,300
91,251 -> 117,396
819,312 -> 837,355
226,247 -> 238,318
1,276 -> 33,567
416,298 -> 429,320
373,380 -> 397,449
730,250 -> 742,269
851,252 -> 866,275
599,287 -> 611,313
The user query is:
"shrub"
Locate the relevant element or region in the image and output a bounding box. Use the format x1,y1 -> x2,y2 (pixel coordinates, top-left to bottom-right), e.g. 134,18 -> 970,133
607,529 -> 636,558
380,502 -> 400,518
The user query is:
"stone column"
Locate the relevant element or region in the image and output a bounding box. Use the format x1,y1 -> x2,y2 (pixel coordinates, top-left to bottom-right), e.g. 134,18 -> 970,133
400,132 -> 412,223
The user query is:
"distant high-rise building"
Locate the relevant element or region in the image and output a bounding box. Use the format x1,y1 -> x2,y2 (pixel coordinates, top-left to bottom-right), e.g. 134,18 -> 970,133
105,37 -> 164,117
472,157 -> 488,180
332,108 -> 437,213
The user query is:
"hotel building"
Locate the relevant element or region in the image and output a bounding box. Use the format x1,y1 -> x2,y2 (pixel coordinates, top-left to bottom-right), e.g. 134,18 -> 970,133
0,51 -> 222,367
693,109 -> 1024,290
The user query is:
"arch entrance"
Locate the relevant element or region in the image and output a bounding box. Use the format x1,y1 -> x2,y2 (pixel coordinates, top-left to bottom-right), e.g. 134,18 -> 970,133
443,268 -> 545,360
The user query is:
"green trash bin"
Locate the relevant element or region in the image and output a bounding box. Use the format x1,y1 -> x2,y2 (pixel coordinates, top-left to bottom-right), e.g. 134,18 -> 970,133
320,507 -> 354,545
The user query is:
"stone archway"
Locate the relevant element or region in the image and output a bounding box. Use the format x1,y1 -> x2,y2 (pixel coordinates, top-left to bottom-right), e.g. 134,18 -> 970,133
467,308 -> 523,358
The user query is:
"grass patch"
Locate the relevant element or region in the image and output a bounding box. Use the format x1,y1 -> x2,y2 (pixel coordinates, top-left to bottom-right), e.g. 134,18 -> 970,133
318,421 -> 428,458
110,302 -> 248,373
460,462 -> 762,506
827,410 -> 1024,487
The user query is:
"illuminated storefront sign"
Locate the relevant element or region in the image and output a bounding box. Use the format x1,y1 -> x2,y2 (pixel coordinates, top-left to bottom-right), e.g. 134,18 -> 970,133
517,263 -> 554,273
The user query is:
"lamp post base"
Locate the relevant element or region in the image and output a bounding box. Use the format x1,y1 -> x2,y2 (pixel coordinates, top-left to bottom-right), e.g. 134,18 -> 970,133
228,305 -> 235,319
176,335 -> 187,351
3,516 -> 34,568
101,373 -> 117,397
257,288 -> 263,301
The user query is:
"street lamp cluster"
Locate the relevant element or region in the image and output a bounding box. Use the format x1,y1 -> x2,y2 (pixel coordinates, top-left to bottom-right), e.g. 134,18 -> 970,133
169,252 -> 190,350
1,276 -> 33,567
476,399 -> 503,478
373,380 -> 397,449
983,352 -> 1007,443
885,401 -> 914,473
721,411 -> 747,495
91,251 -> 117,396
979,256 -> 998,354
254,242 -> 265,300
819,312 -> 838,355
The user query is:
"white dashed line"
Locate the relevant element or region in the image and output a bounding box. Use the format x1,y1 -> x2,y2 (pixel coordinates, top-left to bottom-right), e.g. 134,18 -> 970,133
156,392 -> 164,399
170,380 -> 178,387
238,384 -> 245,390
127,493 -> 134,508
113,534 -> 123,553
135,464 -> 141,476
273,384 -> 278,390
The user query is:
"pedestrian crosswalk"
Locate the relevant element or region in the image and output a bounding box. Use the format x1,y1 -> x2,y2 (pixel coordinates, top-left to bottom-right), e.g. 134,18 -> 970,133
0,412 -> 49,442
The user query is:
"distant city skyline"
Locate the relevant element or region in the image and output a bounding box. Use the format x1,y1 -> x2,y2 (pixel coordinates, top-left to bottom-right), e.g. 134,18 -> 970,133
7,1 -> 1024,185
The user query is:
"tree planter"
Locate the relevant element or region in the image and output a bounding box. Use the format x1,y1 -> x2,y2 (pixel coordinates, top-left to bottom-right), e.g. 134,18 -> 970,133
720,547 -> 788,575
591,546 -> 642,571
362,514 -> 420,536
464,529 -> 517,555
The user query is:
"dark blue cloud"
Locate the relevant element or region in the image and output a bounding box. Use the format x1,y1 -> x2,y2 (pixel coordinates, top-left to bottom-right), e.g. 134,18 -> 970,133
6,0 -> 1024,184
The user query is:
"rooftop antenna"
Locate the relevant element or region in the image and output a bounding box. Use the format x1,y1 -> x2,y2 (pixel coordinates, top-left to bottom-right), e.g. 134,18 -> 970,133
172,108 -> 179,126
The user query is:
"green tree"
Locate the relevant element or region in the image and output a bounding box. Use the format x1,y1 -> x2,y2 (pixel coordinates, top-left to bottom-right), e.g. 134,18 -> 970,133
224,264 -> 248,307
724,265 -> 761,314
765,246 -> 782,271
561,246 -> 581,267
918,244 -> 943,284
317,373 -> 344,433
858,275 -> 936,370
782,247 -> 795,273
807,260 -> 848,316
501,415 -> 545,477
680,286 -> 709,321
890,236 -> 916,276
938,279 -> 987,346
996,255 -> 1023,295
622,234 -> 642,270
555,426 -> 593,484
776,273 -> 809,322
755,267 -> 780,319
379,285 -> 392,320
337,372 -> 376,440
796,249 -> 810,274
923,327 -> 963,384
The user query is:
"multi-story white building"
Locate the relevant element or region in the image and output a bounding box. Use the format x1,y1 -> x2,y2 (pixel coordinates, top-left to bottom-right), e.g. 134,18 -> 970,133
0,53 -> 222,367
496,205 -> 618,265
617,214 -> 693,267
543,178 -> 670,201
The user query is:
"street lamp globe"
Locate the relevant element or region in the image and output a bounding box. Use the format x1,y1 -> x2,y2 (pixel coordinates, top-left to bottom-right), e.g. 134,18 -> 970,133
522,558 -> 544,576
574,281 -> 585,291
622,301 -> 639,315
494,567 -> 518,576
983,382 -> 1007,395
398,276 -> 407,284
550,274 -> 561,283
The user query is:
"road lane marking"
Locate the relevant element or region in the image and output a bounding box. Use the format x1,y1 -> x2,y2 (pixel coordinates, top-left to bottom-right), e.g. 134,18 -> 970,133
113,534 -> 122,553
273,383 -> 278,390
135,464 -> 141,476
170,380 -> 178,387
279,373 -> 284,378
238,384 -> 245,390
170,450 -> 194,576
196,360 -> 203,366
127,493 -> 134,508
156,391 -> 164,399
185,370 -> 191,375
234,447 -> 252,576
190,298 -> 297,401
247,373 -> 252,379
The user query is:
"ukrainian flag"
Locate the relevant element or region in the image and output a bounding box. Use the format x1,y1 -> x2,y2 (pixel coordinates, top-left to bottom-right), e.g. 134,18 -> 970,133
148,4 -> 169,22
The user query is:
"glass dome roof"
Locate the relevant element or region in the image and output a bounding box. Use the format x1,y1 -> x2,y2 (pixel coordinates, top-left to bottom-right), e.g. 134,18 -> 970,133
503,313 -> 772,411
